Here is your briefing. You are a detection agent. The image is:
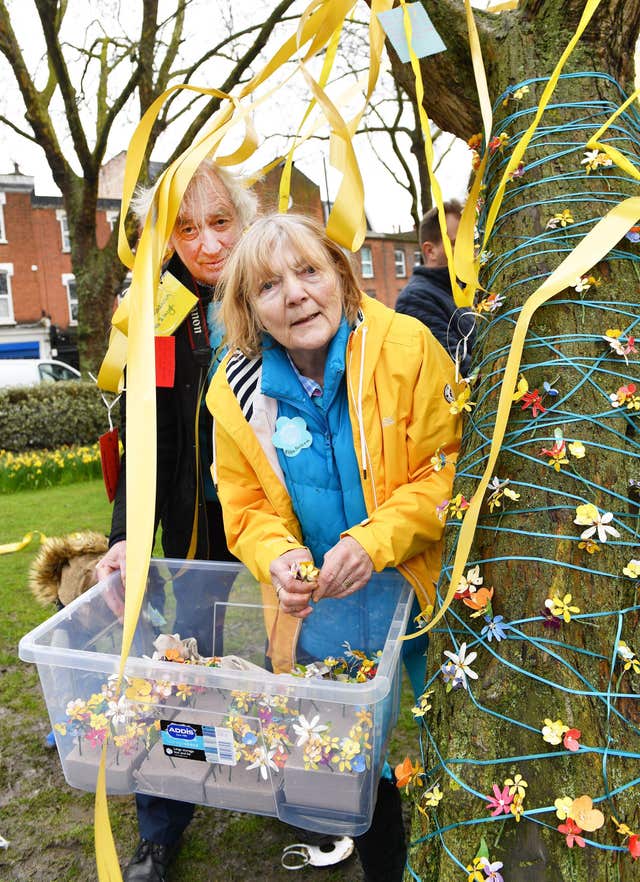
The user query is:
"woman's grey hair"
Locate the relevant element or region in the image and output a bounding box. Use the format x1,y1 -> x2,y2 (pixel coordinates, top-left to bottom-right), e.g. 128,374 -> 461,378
130,159 -> 258,231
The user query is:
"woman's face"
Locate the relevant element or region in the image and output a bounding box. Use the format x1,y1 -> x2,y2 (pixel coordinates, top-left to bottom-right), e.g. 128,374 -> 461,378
252,245 -> 343,363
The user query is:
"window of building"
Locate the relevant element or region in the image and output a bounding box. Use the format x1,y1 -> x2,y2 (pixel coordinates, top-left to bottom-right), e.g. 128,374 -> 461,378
105,210 -> 119,232
413,250 -> 422,266
394,249 -> 406,278
360,245 -> 374,278
56,209 -> 71,252
0,193 -> 6,243
0,263 -> 15,323
62,273 -> 78,324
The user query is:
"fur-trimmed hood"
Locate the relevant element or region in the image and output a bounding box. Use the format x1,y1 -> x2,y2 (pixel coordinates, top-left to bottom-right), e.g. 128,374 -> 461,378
29,531 -> 108,606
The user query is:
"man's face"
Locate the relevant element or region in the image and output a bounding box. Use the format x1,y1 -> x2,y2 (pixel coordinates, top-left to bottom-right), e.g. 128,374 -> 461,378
421,212 -> 460,269
170,175 -> 241,286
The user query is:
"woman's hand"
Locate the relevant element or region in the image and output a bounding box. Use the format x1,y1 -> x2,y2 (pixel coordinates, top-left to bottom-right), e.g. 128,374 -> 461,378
270,548 -> 317,619
314,536 -> 373,601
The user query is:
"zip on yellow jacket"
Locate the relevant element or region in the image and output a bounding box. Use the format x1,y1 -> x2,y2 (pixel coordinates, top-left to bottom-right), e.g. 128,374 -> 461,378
206,295 -> 461,672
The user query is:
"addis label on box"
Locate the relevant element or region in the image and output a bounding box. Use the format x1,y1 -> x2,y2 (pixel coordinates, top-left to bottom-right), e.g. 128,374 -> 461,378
160,720 -> 236,766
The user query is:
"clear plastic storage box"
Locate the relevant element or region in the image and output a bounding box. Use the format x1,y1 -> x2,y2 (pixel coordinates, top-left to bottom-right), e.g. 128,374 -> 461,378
19,560 -> 413,835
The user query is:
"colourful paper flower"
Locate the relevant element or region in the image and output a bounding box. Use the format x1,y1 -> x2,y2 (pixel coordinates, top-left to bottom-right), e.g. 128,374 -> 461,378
422,784 -> 444,807
623,559 -> 640,578
481,858 -> 505,882
466,858 -> 485,882
625,226 -> 640,243
512,374 -> 529,401
246,746 -> 279,780
555,796 -> 574,820
430,447 -> 449,472
540,605 -> 562,629
449,385 -> 475,415
520,389 -> 546,417
540,439 -> 569,471
481,615 -> 508,643
272,416 -> 312,457
574,503 -> 620,543
442,643 -> 478,691
292,714 -> 329,746
629,834 -> 640,859
467,132 -> 483,151
602,330 -> 637,363
546,209 -> 574,229
558,818 -> 585,848
510,794 -> 524,822
546,593 -> 580,623
610,383 -> 640,410
486,784 -> 513,816
543,380 -> 559,397
508,161 -> 525,181
394,756 -> 424,792
504,773 -> 528,800
463,586 -> 494,617
569,795 -> 604,832
487,476 -> 521,512
617,641 -> 640,674
542,718 -> 569,745
475,291 -> 505,314
449,493 -> 471,519
456,564 -> 483,598
581,149 -> 612,173
488,132 -> 509,153
411,689 -> 434,718
568,440 -> 586,459
578,538 -> 600,553
563,728 -> 581,751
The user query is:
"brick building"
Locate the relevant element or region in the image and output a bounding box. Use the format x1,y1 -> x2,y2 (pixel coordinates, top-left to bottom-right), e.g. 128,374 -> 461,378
0,169 -> 119,364
0,157 -> 415,366
355,230 -> 419,308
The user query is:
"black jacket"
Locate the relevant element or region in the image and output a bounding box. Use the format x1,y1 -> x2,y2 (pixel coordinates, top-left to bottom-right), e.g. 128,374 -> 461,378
395,265 -> 476,376
109,254 -> 218,559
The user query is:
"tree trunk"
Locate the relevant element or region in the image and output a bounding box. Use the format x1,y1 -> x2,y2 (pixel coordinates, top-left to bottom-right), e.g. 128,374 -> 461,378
399,5 -> 640,881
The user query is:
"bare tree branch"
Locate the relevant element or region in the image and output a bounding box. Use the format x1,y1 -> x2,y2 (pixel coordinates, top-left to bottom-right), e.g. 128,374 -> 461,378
34,0 -> 93,174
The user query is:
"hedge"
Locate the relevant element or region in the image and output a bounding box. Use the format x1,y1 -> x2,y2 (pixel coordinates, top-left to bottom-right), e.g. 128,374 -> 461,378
0,381 -> 117,451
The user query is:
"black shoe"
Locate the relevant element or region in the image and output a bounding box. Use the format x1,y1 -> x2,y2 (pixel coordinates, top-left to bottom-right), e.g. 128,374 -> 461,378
123,838 -> 178,882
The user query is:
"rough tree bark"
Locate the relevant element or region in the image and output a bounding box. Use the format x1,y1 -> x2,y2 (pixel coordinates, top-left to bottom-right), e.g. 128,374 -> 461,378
380,2 -> 640,880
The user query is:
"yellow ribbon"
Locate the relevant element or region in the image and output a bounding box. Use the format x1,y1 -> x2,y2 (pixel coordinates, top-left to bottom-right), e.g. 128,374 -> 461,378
398,0 -> 466,308
94,3 -> 391,878
0,531 -> 45,555
587,87 -> 640,180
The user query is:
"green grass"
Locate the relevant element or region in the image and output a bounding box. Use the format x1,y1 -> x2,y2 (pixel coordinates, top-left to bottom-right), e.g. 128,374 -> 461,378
0,479 -> 422,882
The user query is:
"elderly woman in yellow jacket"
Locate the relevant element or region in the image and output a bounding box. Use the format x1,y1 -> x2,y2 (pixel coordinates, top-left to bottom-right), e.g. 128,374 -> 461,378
206,213 -> 460,882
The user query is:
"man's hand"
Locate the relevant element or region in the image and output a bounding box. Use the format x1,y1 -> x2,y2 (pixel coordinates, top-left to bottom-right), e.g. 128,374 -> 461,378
270,548 -> 317,619
314,536 -> 373,601
95,539 -> 127,585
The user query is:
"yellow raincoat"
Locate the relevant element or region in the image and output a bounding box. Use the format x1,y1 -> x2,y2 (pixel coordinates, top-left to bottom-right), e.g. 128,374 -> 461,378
206,295 -> 461,671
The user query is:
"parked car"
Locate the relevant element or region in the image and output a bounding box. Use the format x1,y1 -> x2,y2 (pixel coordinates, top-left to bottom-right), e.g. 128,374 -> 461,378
0,358 -> 81,388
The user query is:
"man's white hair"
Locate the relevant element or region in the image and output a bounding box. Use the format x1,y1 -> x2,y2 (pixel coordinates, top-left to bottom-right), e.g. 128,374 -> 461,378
130,159 -> 258,231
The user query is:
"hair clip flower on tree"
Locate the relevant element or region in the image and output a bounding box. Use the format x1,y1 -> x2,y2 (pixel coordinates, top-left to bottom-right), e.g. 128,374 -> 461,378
610,383 -> 640,410
545,209 -> 574,229
574,503 -> 620,543
581,149 -> 613,173
486,476 -> 520,512
602,329 -> 637,363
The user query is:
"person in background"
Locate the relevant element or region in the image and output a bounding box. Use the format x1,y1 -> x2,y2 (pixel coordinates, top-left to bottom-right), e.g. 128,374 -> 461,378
395,199 -> 476,376
95,159 -> 257,882
207,213 -> 461,882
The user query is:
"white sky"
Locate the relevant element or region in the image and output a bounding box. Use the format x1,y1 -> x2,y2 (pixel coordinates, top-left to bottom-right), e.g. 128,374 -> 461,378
0,0 -> 481,232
